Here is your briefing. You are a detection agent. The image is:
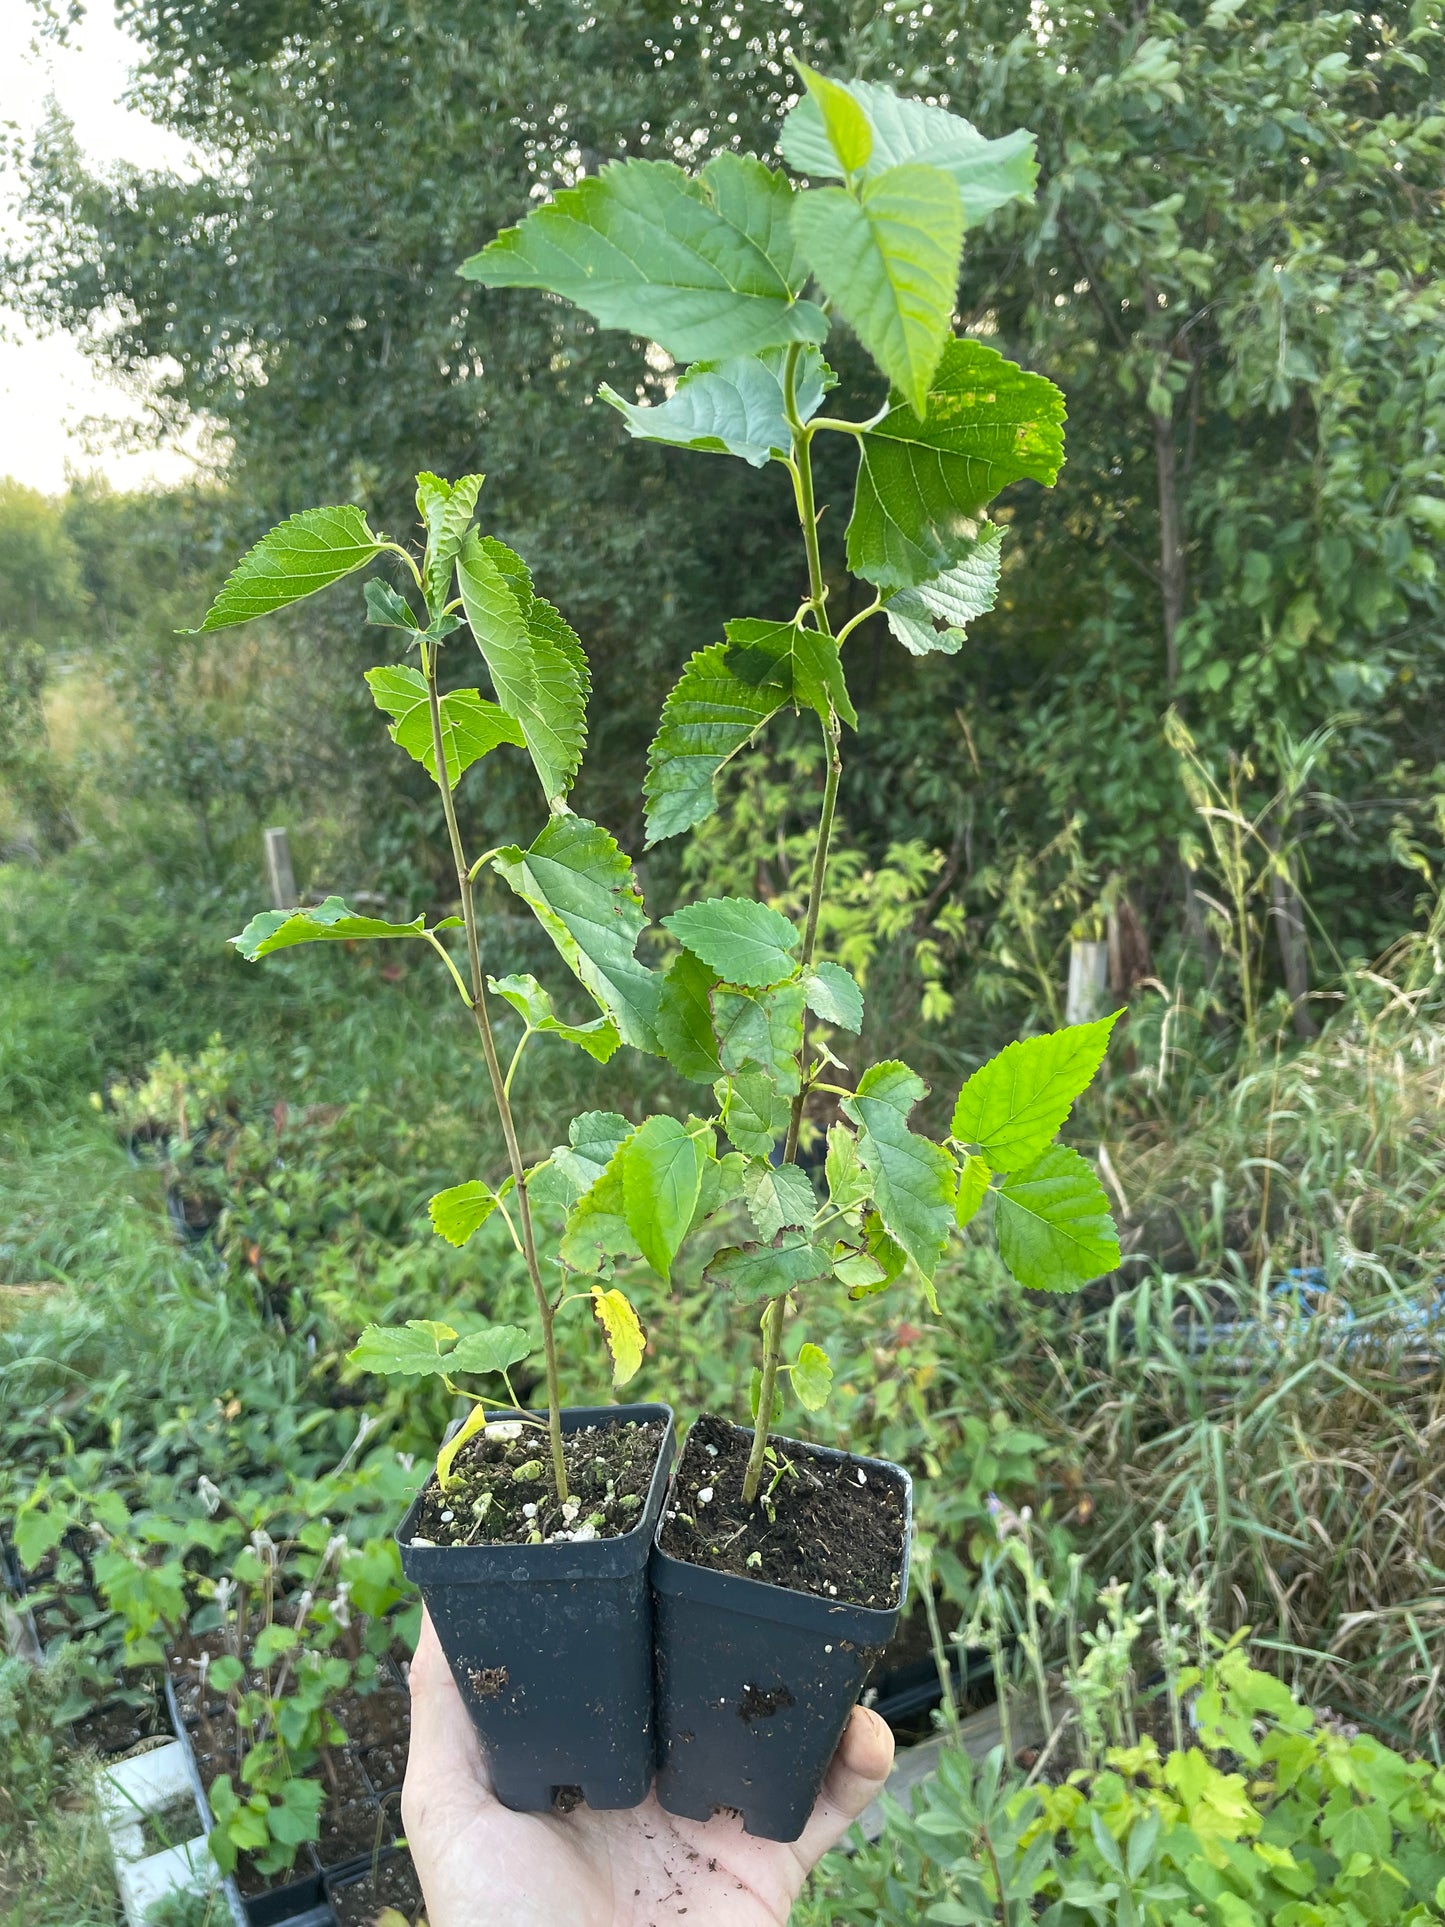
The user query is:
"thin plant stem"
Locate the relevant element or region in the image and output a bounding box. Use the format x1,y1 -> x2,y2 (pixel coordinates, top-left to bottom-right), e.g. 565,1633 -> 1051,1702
919,1547 -> 961,1744
741,350 -> 844,1506
419,639 -> 569,1502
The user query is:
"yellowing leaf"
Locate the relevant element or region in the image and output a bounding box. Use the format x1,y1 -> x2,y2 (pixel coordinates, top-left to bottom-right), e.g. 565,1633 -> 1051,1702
592,1285 -> 646,1385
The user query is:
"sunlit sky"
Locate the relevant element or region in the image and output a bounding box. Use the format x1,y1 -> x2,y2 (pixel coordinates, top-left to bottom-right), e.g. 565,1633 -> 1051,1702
0,0 -> 201,493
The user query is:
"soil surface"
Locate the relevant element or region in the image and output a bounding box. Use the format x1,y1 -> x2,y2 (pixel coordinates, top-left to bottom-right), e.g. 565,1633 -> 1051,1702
657,1414 -> 907,1610
331,1849 -> 424,1926
412,1416 -> 666,1548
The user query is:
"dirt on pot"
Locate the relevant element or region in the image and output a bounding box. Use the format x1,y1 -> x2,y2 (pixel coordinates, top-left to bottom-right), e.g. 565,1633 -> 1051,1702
411,1416 -> 666,1548
658,1414 -> 907,1609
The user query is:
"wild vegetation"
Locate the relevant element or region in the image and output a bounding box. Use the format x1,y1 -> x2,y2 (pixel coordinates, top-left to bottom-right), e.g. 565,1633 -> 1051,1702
2,1 -> 1444,1921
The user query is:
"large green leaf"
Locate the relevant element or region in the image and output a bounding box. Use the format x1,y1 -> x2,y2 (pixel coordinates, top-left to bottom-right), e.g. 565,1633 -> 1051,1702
841,1060 -> 956,1281
994,1145 -> 1120,1293
365,664 -> 525,789
460,154 -> 828,363
488,972 -> 621,1063
417,471 -> 484,614
621,1115 -> 711,1281
349,1319 -> 529,1378
883,525 -> 1004,656
725,618 -> 856,728
231,896 -> 460,962
951,1012 -> 1120,1174
455,533 -> 587,807
656,949 -> 723,1082
189,506 -> 385,631
847,339 -> 1066,590
792,63 -> 875,179
704,1231 -> 832,1305
643,642 -> 786,846
781,77 -> 1039,225
715,1072 -> 790,1158
792,164 -> 963,418
600,347 -> 832,468
663,896 -> 800,989
492,818 -> 660,1052
712,979 -> 806,1095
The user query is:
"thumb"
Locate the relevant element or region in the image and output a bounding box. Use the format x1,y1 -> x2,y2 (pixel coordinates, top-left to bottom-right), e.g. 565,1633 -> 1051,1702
401,1608 -> 494,1842
791,1704 -> 895,1870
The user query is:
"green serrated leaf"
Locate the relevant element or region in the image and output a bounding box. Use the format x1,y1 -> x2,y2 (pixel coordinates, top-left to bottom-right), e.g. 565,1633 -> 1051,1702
591,1285 -> 646,1385
445,1325 -> 532,1375
189,506 -> 385,631
644,642 -> 784,846
951,1012 -> 1120,1173
349,1320 -> 458,1376
534,1110 -> 633,1209
705,1231 -> 832,1305
955,1153 -> 991,1228
601,346 -> 832,468
230,896 -> 459,963
488,972 -> 621,1063
364,578 -> 420,631
712,978 -> 806,1095
417,471 -> 484,614
825,1122 -> 873,1217
560,1133 -> 637,1274
657,949 -> 723,1082
884,525 -> 1004,655
792,163 -> 963,418
428,1181 -> 499,1247
715,1072 -> 791,1158
841,1061 -> 956,1281
622,1115 -> 712,1281
725,617 -> 857,729
792,1340 -> 834,1413
455,532 -> 587,806
492,818 -> 660,1052
461,154 -> 828,363
832,1244 -> 888,1291
994,1145 -> 1120,1293
848,339 -> 1066,590
744,1159 -> 816,1241
664,896 -> 800,989
803,960 -> 864,1031
781,77 -> 1038,224
795,63 -> 874,177
366,664 -> 525,789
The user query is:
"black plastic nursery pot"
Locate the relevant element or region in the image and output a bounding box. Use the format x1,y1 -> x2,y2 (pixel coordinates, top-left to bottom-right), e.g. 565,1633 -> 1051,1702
397,1402 -> 675,1813
650,1419 -> 913,1843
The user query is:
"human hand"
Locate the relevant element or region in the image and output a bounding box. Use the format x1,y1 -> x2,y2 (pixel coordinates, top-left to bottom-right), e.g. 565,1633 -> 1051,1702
401,1608 -> 893,1927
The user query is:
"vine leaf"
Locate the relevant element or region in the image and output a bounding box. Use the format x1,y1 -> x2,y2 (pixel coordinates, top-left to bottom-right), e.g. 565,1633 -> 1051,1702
231,897 -> 461,962
663,896 -> 800,989
803,960 -> 864,1032
492,818 -> 661,1052
951,1012 -> 1120,1174
792,163 -> 963,418
456,532 -> 588,807
591,1286 -> 646,1385
848,339 -> 1066,590
621,1116 -> 712,1282
884,525 -> 1004,656
366,664 -> 525,789
600,347 -> 832,468
792,1341 -> 834,1413
460,154 -> 828,363
188,506 -> 386,631
429,1180 -> 500,1247
841,1060 -> 956,1282
488,972 -> 621,1064
994,1145 -> 1120,1292
781,76 -> 1038,226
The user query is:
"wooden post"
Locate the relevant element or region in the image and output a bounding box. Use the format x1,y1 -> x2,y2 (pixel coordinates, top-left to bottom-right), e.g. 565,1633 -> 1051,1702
263,828 -> 297,910
1066,940 -> 1109,1026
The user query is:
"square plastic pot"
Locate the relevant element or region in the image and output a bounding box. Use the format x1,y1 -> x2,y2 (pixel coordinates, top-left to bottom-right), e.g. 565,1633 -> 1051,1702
397,1403 -> 675,1813
649,1421 -> 912,1843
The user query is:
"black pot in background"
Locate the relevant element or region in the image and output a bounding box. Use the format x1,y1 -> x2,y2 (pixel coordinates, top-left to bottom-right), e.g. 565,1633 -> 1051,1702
650,1423 -> 912,1843
397,1403 -> 675,1814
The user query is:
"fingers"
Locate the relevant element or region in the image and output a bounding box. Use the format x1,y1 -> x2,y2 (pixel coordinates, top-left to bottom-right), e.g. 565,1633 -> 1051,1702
791,1703 -> 895,1870
401,1608 -> 494,1844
